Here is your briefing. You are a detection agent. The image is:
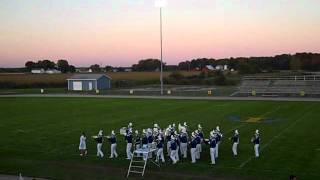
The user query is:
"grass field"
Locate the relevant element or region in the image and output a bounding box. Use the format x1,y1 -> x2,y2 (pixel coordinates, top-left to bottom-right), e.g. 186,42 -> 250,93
0,97 -> 319,179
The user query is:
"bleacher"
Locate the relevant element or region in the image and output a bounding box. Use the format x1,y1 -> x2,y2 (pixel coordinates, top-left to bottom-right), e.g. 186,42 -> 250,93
234,75 -> 320,97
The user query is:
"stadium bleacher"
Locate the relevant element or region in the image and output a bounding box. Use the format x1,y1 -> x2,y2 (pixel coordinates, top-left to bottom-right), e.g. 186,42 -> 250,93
234,75 -> 320,97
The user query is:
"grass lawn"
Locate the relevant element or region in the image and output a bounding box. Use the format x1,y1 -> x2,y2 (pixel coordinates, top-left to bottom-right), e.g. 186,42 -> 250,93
0,97 -> 319,179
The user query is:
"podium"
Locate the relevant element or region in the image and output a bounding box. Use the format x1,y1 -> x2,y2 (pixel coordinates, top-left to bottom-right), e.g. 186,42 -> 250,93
126,148 -> 160,177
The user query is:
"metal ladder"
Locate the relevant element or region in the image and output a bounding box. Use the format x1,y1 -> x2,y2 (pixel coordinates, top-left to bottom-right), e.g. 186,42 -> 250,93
126,151 -> 147,177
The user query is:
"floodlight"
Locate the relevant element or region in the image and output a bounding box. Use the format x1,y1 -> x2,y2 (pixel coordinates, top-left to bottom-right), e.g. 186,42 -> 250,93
155,0 -> 167,8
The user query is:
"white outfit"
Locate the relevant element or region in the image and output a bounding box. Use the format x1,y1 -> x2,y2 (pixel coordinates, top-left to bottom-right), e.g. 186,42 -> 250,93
210,148 -> 216,164
156,148 -> 165,162
167,142 -> 171,156
232,143 -> 238,156
254,144 -> 259,157
97,143 -> 104,157
196,144 -> 201,159
170,150 -> 177,164
190,148 -> 196,163
110,144 -> 118,158
79,135 -> 86,150
175,146 -> 180,161
126,143 -> 132,159
180,143 -> 187,158
215,142 -> 220,158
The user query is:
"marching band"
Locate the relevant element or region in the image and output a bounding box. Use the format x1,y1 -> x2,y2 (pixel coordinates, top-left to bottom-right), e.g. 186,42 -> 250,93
86,122 -> 261,165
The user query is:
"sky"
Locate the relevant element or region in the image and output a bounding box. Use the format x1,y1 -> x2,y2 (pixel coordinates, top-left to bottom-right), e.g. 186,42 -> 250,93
0,0 -> 320,67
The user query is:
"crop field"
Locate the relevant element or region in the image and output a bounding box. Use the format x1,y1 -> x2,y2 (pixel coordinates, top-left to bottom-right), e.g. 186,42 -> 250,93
0,71 -> 200,86
0,97 -> 319,179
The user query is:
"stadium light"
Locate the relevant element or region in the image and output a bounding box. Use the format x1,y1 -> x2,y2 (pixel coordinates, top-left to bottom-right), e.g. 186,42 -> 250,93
155,0 -> 167,95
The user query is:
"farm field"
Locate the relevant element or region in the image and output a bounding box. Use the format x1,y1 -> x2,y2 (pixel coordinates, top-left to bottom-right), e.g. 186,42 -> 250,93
0,71 -> 200,84
0,97 -> 319,179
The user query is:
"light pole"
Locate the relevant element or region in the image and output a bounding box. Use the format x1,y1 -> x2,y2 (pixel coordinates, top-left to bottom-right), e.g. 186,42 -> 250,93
155,0 -> 166,95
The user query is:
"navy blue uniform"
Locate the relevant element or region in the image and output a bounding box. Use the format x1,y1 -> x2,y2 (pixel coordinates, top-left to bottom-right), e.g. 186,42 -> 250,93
196,136 -> 201,144
180,135 -> 188,143
157,141 -> 164,149
198,132 -> 204,139
216,133 -> 221,143
170,141 -> 177,150
209,138 -> 217,148
231,135 -> 239,143
109,136 -> 116,144
96,136 -> 103,143
148,135 -> 154,143
142,136 -> 148,145
253,135 -> 260,145
125,134 -> 133,143
190,139 -> 197,148
135,135 -> 141,144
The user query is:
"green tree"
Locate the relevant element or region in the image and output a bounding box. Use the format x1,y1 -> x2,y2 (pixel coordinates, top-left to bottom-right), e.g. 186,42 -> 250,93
25,61 -> 35,70
57,59 -> 70,73
90,64 -> 101,72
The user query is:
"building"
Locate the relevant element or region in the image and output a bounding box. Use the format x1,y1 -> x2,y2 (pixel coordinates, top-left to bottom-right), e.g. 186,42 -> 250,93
67,74 -> 111,91
31,69 -> 45,74
75,68 -> 93,73
45,69 -> 61,74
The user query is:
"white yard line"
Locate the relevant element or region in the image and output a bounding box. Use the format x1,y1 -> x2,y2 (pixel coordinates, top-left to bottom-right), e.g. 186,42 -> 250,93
239,107 -> 315,168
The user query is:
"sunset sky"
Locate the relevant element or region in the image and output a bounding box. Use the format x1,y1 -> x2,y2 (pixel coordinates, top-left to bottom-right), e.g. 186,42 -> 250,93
1,0 -> 320,67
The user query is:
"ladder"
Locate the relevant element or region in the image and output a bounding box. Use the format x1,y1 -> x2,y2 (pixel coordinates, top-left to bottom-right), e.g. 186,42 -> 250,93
127,150 -> 147,177
127,148 -> 159,177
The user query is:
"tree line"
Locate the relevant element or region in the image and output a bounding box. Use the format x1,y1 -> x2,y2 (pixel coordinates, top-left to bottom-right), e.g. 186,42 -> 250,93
121,52 -> 320,73
22,52 -> 320,74
177,53 -> 320,73
25,60 -> 75,73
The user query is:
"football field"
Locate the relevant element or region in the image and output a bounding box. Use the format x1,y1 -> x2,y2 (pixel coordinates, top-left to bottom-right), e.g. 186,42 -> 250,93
0,97 -> 319,179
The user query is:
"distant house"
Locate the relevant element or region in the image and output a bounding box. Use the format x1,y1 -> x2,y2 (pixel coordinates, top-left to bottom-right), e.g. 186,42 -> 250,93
31,69 -> 45,74
124,67 -> 132,72
202,65 -> 215,72
45,69 -> 61,74
215,65 -> 224,70
75,68 -> 93,73
67,74 -> 112,91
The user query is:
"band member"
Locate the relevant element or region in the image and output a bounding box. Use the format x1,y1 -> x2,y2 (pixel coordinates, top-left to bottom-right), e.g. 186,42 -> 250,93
170,135 -> 178,164
179,128 -> 188,158
125,130 -> 133,160
108,130 -> 118,158
147,129 -> 154,158
251,130 -> 260,158
156,137 -> 165,163
96,130 -> 104,158
198,124 -> 204,153
174,132 -> 180,162
190,133 -> 197,163
134,130 -> 141,150
165,126 -> 172,156
79,132 -> 87,156
215,126 -> 223,158
231,130 -> 239,156
195,130 -> 201,160
142,129 -> 148,160
207,131 -> 217,165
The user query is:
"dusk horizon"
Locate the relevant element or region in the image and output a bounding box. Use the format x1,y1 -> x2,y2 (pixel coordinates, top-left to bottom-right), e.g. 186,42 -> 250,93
1,0 -> 320,68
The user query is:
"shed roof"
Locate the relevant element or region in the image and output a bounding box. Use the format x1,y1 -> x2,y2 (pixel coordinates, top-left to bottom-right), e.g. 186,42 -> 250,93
67,74 -> 111,80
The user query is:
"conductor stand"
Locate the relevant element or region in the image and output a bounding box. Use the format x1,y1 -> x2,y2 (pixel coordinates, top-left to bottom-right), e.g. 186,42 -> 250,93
127,148 -> 160,177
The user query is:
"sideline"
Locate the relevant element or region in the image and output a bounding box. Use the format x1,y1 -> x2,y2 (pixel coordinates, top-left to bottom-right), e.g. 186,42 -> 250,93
1,94 -> 320,102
